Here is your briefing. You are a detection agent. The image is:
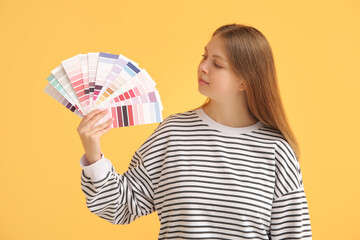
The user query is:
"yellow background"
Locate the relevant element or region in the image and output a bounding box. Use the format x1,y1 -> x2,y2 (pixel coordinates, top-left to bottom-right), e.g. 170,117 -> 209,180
0,0 -> 359,239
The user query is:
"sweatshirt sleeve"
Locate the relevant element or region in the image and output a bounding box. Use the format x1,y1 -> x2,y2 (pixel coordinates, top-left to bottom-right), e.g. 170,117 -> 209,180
79,149 -> 155,225
270,139 -> 312,240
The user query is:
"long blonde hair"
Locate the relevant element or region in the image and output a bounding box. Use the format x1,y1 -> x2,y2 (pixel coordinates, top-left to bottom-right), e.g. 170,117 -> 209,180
191,23 -> 301,161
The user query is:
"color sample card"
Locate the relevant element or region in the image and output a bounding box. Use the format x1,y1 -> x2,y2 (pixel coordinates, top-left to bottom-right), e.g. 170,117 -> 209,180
44,52 -> 164,128
61,54 -> 87,112
44,83 -> 83,118
96,54 -> 139,104
88,52 -> 100,108
51,65 -> 85,115
79,54 -> 90,113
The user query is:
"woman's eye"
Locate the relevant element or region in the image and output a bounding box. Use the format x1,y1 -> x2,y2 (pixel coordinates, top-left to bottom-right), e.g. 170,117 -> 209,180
214,62 -> 221,68
201,55 -> 221,68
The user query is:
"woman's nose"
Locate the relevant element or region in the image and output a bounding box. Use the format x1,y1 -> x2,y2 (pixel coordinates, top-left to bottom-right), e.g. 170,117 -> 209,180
199,61 -> 208,74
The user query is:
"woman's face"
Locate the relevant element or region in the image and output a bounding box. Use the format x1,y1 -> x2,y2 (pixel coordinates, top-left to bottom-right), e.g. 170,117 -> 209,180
197,34 -> 244,103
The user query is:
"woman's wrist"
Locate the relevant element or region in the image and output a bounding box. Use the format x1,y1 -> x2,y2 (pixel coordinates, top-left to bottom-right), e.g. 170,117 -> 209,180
86,152 -> 103,165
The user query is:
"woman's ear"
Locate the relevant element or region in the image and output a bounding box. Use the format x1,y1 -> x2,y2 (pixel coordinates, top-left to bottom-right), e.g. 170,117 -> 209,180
238,82 -> 246,92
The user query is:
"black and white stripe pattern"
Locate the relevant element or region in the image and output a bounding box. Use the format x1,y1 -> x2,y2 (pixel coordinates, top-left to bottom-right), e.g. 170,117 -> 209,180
80,108 -> 312,239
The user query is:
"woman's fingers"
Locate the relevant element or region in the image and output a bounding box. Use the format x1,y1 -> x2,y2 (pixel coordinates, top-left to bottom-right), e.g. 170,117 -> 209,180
77,108 -> 103,129
87,109 -> 110,129
94,121 -> 113,138
79,108 -> 109,132
89,118 -> 114,136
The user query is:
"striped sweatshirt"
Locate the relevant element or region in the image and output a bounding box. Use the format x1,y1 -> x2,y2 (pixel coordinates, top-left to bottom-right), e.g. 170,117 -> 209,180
80,107 -> 312,240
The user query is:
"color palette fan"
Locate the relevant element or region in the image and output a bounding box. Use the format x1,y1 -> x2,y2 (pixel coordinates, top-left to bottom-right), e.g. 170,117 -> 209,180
44,52 -> 163,128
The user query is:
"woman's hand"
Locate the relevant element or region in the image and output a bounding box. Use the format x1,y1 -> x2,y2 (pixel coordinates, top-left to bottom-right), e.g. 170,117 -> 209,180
77,108 -> 113,165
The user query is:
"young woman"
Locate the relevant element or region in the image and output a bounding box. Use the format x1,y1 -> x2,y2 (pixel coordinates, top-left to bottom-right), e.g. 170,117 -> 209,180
77,23 -> 312,240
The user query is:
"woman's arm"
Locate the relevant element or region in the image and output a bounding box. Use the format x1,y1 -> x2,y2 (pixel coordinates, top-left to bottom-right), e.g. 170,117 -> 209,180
270,139 -> 312,239
77,108 -> 155,224
79,150 -> 155,225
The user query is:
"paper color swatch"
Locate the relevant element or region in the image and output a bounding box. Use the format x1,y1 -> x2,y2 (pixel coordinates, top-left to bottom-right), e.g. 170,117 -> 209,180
44,52 -> 163,128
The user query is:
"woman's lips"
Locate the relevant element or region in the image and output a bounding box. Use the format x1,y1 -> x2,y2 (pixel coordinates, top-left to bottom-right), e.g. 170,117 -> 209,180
198,78 -> 209,84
